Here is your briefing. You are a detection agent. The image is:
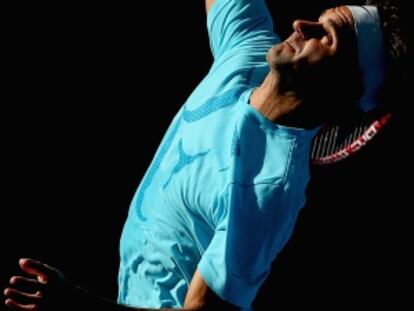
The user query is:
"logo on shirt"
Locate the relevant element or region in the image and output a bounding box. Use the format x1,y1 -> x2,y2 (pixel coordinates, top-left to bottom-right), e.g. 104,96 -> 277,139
135,86 -> 246,221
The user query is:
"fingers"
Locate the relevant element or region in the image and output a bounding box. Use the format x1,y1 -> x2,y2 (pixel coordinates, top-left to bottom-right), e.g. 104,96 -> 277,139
5,298 -> 39,311
9,277 -> 45,294
4,288 -> 42,311
19,259 -> 56,283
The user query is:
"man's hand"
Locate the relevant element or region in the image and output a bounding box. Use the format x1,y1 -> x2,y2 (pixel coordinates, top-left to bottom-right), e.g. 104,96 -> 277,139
4,258 -> 85,311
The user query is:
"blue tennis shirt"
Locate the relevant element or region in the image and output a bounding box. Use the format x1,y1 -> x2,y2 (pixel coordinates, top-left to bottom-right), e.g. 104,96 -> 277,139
118,0 -> 318,309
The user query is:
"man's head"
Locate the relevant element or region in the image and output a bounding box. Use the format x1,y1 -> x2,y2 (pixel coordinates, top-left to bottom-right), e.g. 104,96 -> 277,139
267,6 -> 355,70
266,6 -> 362,124
266,0 -> 407,125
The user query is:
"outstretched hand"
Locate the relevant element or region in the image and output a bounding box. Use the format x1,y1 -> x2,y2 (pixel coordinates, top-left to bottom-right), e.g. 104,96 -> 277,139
4,258 -> 85,311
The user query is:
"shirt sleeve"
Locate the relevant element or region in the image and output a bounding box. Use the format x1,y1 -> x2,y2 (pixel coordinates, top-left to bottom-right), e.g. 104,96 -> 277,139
207,0 -> 279,61
198,101 -> 319,308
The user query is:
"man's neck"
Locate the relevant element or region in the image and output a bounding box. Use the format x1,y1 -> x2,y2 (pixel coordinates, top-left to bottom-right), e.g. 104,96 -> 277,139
250,70 -> 321,129
250,71 -> 302,124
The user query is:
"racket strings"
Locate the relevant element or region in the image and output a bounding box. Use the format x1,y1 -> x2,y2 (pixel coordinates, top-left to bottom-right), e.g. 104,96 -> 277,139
311,123 -> 368,160
311,113 -> 391,165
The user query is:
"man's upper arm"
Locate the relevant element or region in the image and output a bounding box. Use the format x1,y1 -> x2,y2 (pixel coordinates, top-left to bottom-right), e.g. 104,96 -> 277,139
205,0 -> 216,14
206,0 -> 277,61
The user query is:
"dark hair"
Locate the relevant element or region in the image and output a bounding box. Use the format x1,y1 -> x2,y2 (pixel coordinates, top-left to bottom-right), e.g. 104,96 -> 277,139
365,0 -> 408,110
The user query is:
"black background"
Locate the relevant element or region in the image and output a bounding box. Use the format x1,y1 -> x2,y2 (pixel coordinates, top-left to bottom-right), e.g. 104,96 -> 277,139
1,1 -> 410,310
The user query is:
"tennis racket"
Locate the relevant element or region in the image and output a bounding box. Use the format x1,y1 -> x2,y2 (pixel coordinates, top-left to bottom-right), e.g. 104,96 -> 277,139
311,111 -> 391,165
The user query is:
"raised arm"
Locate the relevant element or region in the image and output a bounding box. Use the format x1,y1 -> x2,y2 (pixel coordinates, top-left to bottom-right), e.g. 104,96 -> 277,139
205,0 -> 216,13
205,0 -> 277,61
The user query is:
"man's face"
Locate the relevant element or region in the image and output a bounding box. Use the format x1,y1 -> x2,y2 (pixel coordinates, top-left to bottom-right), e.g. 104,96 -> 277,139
267,6 -> 357,96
